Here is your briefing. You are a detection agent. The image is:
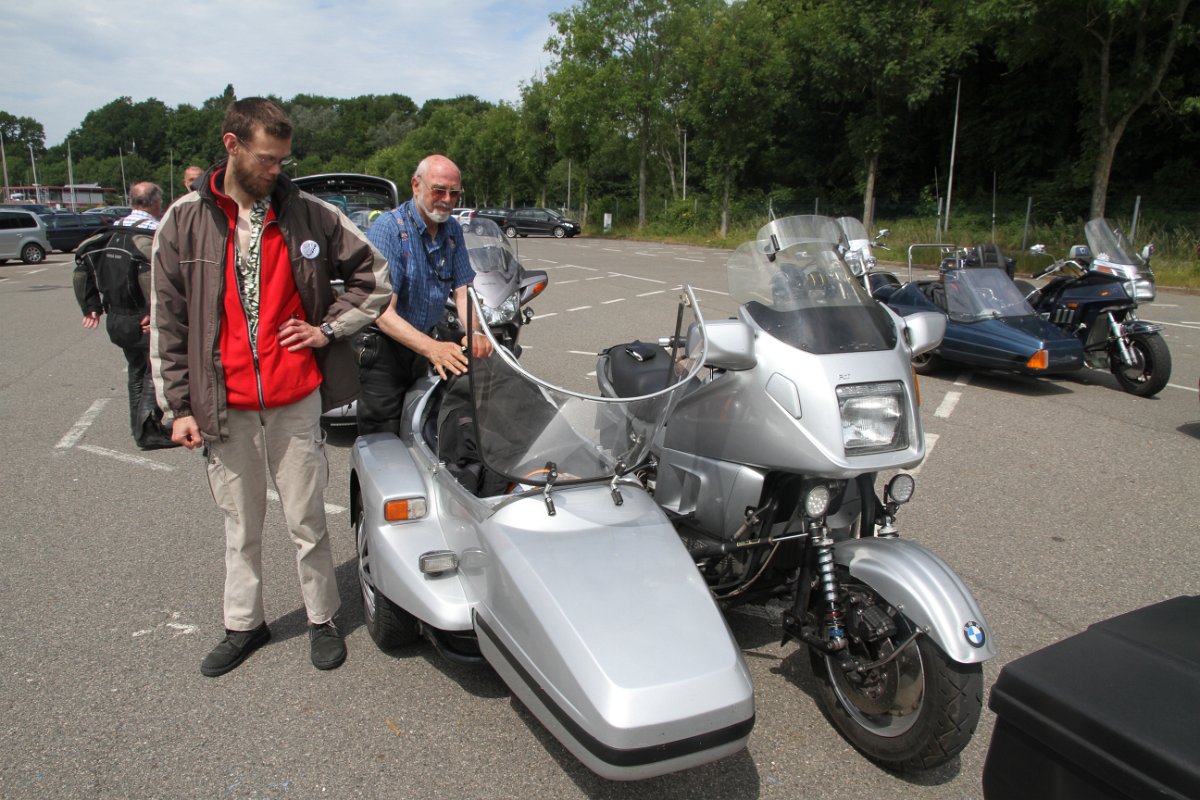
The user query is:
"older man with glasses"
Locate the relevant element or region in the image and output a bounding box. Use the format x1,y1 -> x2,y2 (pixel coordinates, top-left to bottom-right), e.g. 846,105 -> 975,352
354,154 -> 491,435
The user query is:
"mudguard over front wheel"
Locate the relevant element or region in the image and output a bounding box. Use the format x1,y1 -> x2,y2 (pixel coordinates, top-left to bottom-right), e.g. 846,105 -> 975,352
809,572 -> 983,771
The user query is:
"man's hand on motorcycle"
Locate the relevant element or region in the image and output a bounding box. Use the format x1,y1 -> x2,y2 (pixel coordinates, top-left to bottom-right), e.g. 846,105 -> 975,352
427,339 -> 469,379
466,331 -> 493,359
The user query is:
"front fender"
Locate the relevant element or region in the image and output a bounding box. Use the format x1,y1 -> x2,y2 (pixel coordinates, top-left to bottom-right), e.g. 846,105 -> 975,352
835,537 -> 996,663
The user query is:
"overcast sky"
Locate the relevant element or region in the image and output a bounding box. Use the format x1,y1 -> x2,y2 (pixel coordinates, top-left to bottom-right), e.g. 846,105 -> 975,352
1,0 -> 574,146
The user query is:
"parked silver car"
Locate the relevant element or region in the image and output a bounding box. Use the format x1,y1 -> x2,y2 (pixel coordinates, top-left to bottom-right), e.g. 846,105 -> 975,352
0,208 -> 51,264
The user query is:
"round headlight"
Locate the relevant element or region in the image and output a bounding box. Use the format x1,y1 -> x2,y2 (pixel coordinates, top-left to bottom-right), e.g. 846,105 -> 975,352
886,474 -> 915,505
804,484 -> 832,518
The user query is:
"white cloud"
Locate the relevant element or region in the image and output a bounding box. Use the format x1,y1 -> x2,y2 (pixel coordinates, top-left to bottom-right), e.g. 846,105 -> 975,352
1,0 -> 570,144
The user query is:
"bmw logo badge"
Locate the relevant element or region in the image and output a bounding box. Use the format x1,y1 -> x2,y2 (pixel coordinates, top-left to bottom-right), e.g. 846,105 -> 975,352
963,621 -> 986,648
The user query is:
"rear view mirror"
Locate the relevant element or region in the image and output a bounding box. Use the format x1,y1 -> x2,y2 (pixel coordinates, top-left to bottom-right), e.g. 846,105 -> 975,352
904,311 -> 947,357
699,319 -> 756,371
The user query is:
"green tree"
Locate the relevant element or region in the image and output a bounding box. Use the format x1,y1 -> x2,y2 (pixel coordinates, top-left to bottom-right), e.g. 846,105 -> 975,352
794,0 -> 974,229
682,0 -> 791,236
547,0 -> 704,228
985,0 -> 1196,217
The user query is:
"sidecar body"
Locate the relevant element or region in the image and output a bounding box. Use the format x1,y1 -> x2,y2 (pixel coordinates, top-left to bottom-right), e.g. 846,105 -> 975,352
349,290 -> 755,780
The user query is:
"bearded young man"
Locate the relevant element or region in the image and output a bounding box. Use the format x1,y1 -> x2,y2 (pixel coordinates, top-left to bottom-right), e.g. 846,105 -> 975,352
150,97 -> 391,676
354,154 -> 491,435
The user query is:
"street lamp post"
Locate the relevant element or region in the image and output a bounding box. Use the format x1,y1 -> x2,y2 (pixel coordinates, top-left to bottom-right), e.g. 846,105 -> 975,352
27,143 -> 40,205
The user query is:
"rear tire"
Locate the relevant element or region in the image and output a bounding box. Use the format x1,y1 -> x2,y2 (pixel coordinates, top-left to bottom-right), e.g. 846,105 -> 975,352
356,515 -> 420,649
1111,332 -> 1171,397
21,243 -> 45,264
809,576 -> 983,771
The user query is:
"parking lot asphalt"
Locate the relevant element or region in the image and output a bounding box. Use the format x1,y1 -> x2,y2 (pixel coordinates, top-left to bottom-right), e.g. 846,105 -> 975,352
1,244 -> 1197,799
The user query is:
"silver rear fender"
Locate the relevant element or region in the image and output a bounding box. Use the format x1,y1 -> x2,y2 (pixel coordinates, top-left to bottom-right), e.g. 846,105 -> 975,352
835,537 -> 995,663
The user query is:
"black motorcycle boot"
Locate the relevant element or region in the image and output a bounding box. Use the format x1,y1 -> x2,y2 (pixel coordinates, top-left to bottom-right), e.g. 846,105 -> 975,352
200,623 -> 271,677
309,620 -> 347,670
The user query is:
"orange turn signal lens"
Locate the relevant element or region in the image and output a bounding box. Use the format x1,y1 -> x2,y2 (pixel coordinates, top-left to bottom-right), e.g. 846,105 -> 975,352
1025,350 -> 1049,371
384,497 -> 428,522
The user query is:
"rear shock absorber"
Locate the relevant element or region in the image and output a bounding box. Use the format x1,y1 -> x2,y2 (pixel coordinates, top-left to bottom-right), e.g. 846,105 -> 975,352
812,523 -> 846,650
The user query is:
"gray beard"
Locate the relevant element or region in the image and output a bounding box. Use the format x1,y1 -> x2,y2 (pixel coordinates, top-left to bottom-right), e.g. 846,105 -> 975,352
416,196 -> 451,224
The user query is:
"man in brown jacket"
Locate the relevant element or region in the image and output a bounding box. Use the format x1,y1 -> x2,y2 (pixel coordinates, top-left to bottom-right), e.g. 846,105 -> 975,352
150,98 -> 391,677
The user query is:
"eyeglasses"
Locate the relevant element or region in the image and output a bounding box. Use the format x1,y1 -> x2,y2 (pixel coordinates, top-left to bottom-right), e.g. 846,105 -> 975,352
419,177 -> 463,200
237,137 -> 294,168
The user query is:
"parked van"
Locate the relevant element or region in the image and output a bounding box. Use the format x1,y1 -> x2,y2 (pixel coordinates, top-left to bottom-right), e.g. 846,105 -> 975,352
0,209 -> 51,264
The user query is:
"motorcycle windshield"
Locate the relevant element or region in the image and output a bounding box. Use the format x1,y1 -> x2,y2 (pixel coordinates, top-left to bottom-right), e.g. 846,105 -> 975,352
727,218 -> 897,353
942,268 -> 1036,321
835,216 -> 869,243
760,214 -> 848,252
1085,218 -> 1142,268
467,287 -> 709,485
462,218 -> 521,308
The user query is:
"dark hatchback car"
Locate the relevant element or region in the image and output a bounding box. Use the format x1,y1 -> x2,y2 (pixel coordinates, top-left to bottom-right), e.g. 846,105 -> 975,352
472,206 -> 511,228
40,212 -> 110,252
502,208 -> 581,239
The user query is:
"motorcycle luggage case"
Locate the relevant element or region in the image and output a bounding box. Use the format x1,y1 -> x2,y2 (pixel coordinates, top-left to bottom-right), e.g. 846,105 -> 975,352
982,595 -> 1200,800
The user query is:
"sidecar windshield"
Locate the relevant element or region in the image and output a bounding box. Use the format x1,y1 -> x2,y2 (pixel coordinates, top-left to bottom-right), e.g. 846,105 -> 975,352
467,288 -> 708,486
727,217 -> 897,353
942,268 -> 1036,321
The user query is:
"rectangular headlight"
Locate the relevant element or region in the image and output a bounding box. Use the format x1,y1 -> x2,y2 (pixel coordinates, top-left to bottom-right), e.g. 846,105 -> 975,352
837,381 -> 908,455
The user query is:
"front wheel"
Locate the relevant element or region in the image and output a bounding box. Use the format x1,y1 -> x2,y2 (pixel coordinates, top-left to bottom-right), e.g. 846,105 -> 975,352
503,225 -> 518,238
1111,333 -> 1171,397
356,515 -> 420,649
552,225 -> 566,238
21,243 -> 45,264
809,578 -> 983,771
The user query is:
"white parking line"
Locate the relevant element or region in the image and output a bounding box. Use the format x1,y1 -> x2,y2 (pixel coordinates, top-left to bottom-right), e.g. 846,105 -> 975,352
567,305 -> 592,312
27,268 -> 47,275
610,272 -> 666,284
637,290 -> 665,297
675,257 -> 705,263
77,444 -> 174,472
266,489 -> 346,516
57,398 -> 111,449
934,392 -> 961,419
908,433 -> 940,476
567,351 -> 595,356
533,312 -> 558,319
1168,381 -> 1199,393
1150,320 -> 1200,329
602,298 -> 625,304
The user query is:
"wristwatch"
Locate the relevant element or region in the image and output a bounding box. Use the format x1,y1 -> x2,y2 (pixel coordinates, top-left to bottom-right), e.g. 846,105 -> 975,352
319,322 -> 336,342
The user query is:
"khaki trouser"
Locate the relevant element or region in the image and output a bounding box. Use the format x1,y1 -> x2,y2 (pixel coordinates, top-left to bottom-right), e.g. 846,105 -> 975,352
205,390 -> 339,630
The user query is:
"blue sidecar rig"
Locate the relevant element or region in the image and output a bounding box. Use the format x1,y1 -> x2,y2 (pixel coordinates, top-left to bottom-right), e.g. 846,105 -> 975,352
876,263 -> 1085,377
348,288 -> 755,781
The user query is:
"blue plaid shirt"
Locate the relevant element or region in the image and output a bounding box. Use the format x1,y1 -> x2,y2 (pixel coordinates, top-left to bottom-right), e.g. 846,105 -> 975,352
368,200 -> 474,333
